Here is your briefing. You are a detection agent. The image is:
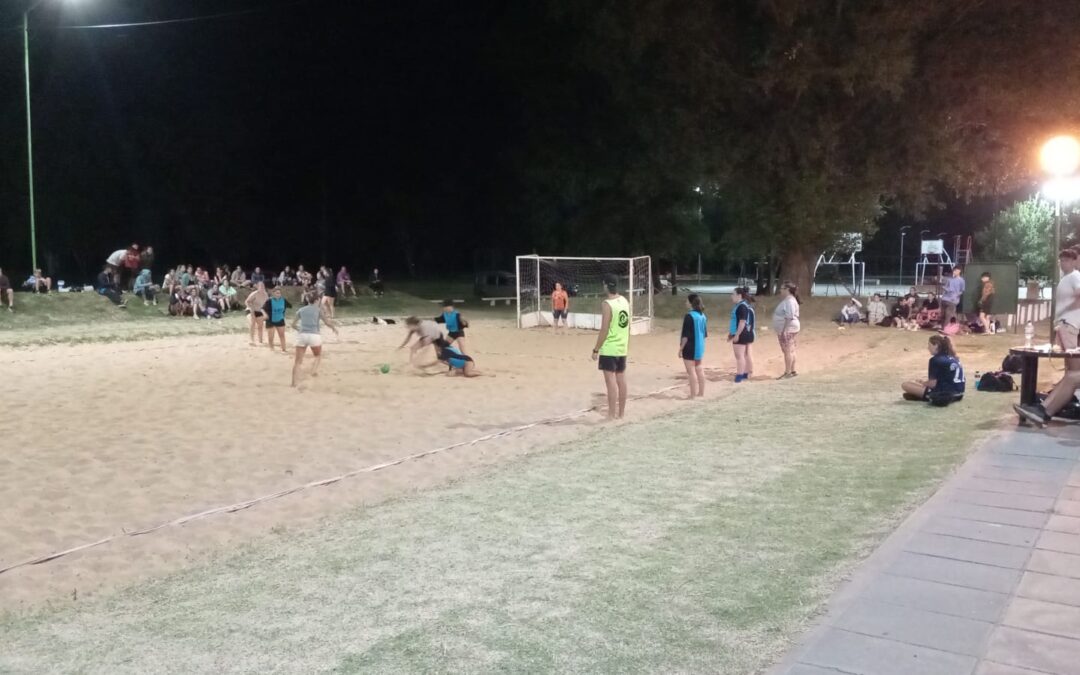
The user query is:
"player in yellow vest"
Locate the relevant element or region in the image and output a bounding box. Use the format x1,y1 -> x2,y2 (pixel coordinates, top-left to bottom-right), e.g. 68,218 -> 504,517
591,275 -> 630,419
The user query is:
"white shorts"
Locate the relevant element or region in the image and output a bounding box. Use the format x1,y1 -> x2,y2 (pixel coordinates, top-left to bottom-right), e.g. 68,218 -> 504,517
296,333 -> 323,348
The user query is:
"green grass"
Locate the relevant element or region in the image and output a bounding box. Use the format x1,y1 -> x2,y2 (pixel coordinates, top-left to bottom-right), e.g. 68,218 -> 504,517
0,367 -> 1012,674
0,282 -> 515,347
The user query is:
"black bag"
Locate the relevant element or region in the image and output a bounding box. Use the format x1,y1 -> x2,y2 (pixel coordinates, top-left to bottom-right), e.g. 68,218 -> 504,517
979,371 -> 1016,392
1001,354 -> 1025,374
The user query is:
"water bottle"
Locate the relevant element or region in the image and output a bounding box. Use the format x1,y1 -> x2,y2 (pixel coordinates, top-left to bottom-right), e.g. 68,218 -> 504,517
974,370 -> 982,390
1024,322 -> 1035,348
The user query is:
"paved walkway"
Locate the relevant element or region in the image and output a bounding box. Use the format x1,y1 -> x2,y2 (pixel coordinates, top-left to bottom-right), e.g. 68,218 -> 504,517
771,425 -> 1080,675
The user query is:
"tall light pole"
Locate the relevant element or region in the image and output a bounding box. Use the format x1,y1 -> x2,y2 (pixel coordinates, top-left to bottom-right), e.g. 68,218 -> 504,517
23,1 -> 44,272
1040,135 -> 1080,342
899,226 -> 909,285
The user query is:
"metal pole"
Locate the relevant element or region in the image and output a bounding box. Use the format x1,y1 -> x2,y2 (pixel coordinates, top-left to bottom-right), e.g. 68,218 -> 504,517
899,233 -> 905,285
1051,198 -> 1062,343
23,10 -> 38,272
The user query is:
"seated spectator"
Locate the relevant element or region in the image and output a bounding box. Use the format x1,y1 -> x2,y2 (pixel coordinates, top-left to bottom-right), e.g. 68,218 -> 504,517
206,283 -> 227,313
278,266 -> 296,287
22,268 -> 52,294
940,316 -> 969,336
230,266 -> 248,288
337,266 -> 356,296
133,268 -> 158,306
369,267 -> 384,297
179,265 -> 193,289
214,266 -> 227,287
915,292 -> 942,328
0,268 -> 14,311
95,265 -> 126,307
297,265 -> 313,288
106,247 -> 126,274
250,266 -> 265,287
892,295 -> 918,330
839,297 -> 863,324
866,293 -> 889,326
195,267 -> 211,288
219,278 -> 239,309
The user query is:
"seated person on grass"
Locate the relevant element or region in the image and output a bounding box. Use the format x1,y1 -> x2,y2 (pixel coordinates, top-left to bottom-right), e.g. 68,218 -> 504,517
22,268 -> 52,294
915,292 -> 942,328
0,268 -> 14,311
133,268 -> 158,305
434,337 -> 480,377
838,297 -> 862,324
901,335 -> 965,406
866,294 -> 889,326
95,266 -> 126,307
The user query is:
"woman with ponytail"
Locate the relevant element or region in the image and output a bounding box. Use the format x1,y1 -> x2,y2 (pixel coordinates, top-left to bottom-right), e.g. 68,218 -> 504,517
773,282 -> 801,379
679,294 -> 708,398
728,287 -> 756,383
901,334 -> 965,406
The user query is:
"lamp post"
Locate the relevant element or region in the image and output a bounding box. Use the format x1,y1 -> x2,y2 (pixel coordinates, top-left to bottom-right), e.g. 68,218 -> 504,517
1040,135 -> 1080,342
899,226 -> 909,285
22,1 -> 45,272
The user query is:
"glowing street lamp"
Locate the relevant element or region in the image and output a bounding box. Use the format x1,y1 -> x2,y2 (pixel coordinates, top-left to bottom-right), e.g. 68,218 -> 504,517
1041,134 -> 1080,342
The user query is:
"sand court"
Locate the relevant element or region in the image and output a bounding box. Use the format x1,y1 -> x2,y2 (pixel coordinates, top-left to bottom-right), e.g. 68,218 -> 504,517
1,318 -> 864,608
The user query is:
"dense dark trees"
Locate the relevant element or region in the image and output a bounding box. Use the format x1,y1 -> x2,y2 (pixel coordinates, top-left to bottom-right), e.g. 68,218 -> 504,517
2,0 -> 1079,286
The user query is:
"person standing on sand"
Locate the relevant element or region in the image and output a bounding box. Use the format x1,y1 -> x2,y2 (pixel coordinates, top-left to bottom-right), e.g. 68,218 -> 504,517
729,287 -> 755,382
263,287 -> 291,352
591,275 -> 630,419
291,292 -> 338,387
679,293 -> 707,398
551,282 -> 570,333
773,282 -> 801,379
246,281 -> 269,345
940,267 -> 965,326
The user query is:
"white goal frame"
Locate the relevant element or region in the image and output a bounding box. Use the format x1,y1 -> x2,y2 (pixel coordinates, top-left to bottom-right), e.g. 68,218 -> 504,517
515,255 -> 653,334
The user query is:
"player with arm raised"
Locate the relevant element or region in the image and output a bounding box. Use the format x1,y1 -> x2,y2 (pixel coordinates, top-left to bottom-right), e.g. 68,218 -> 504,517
591,275 -> 630,419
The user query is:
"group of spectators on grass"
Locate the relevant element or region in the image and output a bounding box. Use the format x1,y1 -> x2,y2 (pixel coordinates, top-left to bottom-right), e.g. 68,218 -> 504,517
836,267 -> 1000,335
4,246 -> 389,317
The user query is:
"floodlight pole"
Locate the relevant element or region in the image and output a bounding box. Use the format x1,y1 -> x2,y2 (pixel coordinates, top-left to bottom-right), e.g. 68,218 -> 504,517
1051,197 -> 1062,344
23,5 -> 41,272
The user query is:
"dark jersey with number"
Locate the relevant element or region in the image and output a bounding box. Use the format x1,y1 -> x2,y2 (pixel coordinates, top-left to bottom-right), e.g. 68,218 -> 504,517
928,354 -> 965,396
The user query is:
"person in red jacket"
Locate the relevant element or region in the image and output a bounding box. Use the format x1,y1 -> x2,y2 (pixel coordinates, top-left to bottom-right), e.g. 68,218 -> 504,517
122,243 -> 141,289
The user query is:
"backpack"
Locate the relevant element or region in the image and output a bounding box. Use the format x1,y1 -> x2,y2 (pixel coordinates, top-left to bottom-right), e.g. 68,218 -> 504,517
978,371 -> 1016,392
1001,353 -> 1025,374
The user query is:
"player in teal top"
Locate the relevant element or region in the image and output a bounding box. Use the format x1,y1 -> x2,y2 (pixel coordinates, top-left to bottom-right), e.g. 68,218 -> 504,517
434,299 -> 470,353
262,287 -> 292,353
679,294 -> 708,398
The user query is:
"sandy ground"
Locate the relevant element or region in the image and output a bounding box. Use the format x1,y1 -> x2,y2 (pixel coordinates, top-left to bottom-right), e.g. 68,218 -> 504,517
0,318 -> 1011,609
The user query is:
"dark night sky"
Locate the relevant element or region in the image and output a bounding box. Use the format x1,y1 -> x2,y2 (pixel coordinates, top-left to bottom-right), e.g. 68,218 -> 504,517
0,0 -> 519,279
0,1 -> 1040,281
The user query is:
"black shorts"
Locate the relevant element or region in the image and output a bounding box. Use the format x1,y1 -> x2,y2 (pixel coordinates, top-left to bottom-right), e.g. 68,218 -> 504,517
734,332 -> 755,345
978,295 -> 994,314
252,310 -> 266,319
267,320 -> 285,328
553,309 -> 567,320
598,355 -> 627,373
448,330 -> 465,339
681,345 -> 699,361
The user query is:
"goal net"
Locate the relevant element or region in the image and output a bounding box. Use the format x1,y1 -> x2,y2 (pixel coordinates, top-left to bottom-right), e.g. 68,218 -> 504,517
515,255 -> 653,334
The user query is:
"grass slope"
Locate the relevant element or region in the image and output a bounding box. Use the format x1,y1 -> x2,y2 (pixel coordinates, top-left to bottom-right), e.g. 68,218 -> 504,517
0,368 -> 1011,674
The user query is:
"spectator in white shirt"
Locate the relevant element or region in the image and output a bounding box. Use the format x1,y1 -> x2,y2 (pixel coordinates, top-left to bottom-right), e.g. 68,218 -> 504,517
866,294 -> 889,326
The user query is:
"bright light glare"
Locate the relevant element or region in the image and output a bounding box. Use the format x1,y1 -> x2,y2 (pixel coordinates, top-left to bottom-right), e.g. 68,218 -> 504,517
1041,135 -> 1080,176
1043,177 -> 1080,204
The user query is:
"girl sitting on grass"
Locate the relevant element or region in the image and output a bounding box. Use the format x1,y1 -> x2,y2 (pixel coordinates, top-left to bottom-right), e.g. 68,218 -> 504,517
901,334 -> 965,406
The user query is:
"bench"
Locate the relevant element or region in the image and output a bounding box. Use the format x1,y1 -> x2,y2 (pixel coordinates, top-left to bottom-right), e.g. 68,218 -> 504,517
481,296 -> 517,306
428,299 -> 466,304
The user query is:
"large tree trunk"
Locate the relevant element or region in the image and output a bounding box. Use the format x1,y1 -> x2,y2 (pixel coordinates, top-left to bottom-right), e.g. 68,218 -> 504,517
779,247 -> 816,297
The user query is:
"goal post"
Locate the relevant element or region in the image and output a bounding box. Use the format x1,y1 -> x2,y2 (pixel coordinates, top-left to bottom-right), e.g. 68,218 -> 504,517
516,255 -> 653,334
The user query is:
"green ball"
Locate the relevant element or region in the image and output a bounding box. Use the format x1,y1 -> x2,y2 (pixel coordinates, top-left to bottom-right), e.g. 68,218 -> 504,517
380,363 -> 391,374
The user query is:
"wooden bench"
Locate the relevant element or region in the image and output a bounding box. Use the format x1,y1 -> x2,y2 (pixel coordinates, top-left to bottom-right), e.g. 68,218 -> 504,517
428,299 -> 466,304
481,296 -> 516,306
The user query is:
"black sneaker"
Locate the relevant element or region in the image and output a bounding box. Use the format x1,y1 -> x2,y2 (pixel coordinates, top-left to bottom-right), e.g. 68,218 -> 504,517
1014,403 -> 1050,428
903,393 -> 924,401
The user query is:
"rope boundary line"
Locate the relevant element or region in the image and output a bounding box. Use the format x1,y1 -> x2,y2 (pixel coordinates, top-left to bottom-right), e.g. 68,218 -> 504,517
0,382 -> 684,576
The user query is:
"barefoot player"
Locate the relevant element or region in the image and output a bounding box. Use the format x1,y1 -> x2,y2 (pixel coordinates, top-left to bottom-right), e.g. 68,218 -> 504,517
551,282 -> 569,333
591,275 -> 629,419
291,292 -> 338,387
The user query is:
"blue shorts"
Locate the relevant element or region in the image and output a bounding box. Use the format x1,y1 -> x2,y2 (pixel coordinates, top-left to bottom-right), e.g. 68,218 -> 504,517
448,357 -> 468,370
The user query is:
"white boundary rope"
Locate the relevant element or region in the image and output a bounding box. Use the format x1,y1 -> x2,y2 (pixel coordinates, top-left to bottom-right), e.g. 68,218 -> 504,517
0,382 -> 684,577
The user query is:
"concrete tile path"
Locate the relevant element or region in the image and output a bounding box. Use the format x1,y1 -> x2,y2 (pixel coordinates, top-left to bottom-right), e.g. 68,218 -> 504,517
771,426 -> 1080,675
